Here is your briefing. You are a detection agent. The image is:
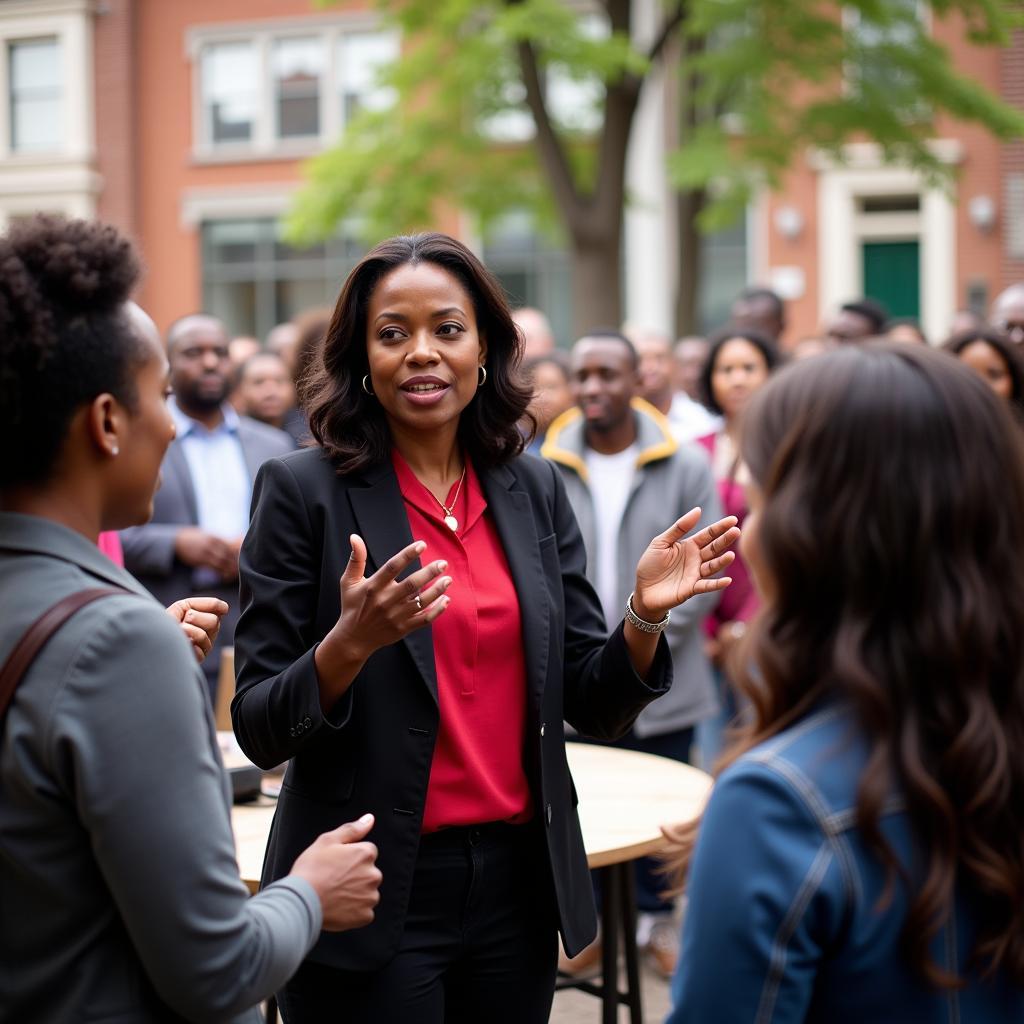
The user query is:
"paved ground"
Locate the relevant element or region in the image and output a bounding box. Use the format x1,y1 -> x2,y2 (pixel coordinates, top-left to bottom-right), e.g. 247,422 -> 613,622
550,958 -> 672,1023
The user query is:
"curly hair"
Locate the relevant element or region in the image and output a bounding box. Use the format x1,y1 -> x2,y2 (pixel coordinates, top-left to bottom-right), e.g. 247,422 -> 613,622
699,326 -> 781,415
0,214 -> 144,488
305,233 -> 532,473
942,327 -> 1024,421
665,343 -> 1024,988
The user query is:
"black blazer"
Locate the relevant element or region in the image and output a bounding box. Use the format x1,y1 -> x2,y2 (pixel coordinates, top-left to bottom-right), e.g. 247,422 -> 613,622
232,447 -> 672,971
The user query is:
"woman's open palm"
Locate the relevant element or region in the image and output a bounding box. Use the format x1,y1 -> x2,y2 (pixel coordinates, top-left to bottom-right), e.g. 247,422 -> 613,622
633,509 -> 740,618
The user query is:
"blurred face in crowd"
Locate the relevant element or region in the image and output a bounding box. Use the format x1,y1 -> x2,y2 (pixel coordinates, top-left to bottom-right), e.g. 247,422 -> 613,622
791,337 -> 832,362
731,294 -> 783,342
512,307 -> 555,360
711,337 -> 771,422
635,334 -> 674,409
824,309 -> 875,345
991,287 -> 1024,347
570,336 -> 638,436
228,335 -> 261,370
673,336 -> 709,400
956,340 -> 1014,402
887,323 -> 927,345
168,315 -> 232,414
527,359 -> 573,437
266,321 -> 301,375
109,304 -> 177,529
237,353 -> 296,427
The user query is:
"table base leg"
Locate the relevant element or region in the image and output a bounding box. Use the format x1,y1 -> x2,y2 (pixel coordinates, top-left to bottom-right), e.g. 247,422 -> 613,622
555,862 -> 644,1023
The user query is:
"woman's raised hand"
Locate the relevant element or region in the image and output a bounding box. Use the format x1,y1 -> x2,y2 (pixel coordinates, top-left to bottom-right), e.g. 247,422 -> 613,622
632,509 -> 740,622
332,534 -> 452,660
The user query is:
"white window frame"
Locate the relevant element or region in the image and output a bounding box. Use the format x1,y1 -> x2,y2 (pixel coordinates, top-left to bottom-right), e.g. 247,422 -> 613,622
0,0 -> 97,225
0,0 -> 93,164
186,14 -> 399,163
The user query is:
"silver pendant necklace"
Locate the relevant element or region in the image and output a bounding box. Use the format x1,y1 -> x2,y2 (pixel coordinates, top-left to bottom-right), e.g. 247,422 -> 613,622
430,465 -> 467,531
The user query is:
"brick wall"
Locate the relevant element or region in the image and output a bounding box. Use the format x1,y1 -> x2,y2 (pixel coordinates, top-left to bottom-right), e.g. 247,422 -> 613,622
1001,28 -> 1024,290
94,0 -> 137,238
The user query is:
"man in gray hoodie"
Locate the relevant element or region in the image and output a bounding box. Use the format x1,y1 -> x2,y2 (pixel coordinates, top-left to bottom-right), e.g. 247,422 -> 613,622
542,329 -> 721,976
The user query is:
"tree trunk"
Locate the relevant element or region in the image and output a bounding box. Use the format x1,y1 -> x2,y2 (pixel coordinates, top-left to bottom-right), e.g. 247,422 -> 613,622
569,230 -> 623,338
675,186 -> 706,336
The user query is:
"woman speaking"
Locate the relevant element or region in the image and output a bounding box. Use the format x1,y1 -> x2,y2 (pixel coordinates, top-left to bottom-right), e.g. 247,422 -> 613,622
232,232 -> 738,1023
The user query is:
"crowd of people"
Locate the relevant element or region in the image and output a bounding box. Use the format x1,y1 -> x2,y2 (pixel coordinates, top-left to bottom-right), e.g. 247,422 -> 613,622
2,211 -> 1024,1024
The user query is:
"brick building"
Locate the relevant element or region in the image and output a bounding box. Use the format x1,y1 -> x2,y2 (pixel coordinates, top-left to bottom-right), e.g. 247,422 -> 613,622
1,0 -> 1020,345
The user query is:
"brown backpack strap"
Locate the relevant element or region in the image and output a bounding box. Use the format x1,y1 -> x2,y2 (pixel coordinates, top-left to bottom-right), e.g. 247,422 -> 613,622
0,587 -> 128,726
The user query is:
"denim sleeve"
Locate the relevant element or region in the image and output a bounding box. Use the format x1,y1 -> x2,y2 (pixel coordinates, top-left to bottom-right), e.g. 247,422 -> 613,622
667,758 -> 847,1024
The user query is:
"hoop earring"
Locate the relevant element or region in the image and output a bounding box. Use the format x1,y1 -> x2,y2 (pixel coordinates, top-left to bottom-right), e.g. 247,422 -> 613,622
478,365 -> 487,387
361,375 -> 375,396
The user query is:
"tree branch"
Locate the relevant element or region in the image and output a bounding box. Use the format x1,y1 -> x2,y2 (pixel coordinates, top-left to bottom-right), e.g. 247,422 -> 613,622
648,1 -> 687,65
516,37 -> 586,226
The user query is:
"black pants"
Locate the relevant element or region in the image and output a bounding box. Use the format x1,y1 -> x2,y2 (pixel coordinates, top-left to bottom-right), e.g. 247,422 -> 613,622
277,821 -> 559,1024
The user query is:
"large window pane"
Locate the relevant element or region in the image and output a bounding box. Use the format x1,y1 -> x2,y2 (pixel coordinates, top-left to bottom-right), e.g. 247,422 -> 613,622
9,38 -> 61,152
698,218 -> 748,334
203,218 -> 363,339
201,41 -> 258,144
273,36 -> 324,139
484,212 -> 573,347
337,31 -> 398,125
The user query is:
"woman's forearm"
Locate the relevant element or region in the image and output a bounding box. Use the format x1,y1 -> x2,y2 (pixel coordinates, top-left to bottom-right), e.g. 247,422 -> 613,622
313,628 -> 369,712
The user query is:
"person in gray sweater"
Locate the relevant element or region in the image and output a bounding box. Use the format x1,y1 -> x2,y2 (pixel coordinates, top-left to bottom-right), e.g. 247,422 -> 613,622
0,215 -> 381,1023
541,330 -> 722,976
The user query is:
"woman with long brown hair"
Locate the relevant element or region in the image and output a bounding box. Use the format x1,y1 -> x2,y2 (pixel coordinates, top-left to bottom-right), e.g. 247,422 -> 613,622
666,343 -> 1024,1022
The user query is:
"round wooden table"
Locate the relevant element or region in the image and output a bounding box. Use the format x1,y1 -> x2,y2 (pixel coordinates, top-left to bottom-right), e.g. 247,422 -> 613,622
231,742 -> 712,1023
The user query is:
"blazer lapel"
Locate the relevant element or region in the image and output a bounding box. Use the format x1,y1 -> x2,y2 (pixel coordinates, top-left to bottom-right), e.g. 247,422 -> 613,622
164,441 -> 198,523
346,463 -> 438,706
480,463 -> 550,709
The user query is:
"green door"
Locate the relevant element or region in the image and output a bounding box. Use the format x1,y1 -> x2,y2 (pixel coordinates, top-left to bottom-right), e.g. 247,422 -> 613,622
862,241 -> 920,320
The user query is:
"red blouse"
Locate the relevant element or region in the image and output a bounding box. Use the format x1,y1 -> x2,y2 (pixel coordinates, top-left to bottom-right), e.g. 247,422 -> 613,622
391,451 -> 533,833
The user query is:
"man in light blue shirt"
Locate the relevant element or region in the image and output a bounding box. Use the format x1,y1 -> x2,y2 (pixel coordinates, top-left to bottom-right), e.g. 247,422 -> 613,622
121,315 -> 294,699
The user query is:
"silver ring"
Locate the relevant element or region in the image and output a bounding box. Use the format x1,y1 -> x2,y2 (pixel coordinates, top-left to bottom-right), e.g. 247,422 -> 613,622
414,595 -> 422,612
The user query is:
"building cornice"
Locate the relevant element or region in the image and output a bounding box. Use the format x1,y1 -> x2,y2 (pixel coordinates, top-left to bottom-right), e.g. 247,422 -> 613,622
808,139 -> 964,173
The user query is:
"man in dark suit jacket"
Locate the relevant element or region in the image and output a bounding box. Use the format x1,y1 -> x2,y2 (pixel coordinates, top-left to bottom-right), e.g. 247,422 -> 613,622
121,314 -> 294,698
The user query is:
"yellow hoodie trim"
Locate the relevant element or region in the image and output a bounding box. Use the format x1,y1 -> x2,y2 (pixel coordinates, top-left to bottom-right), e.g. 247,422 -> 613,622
540,398 -> 678,480
540,406 -> 589,481
630,397 -> 678,468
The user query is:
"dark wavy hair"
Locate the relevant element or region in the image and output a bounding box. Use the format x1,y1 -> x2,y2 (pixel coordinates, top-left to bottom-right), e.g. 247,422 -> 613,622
306,233 -> 532,473
943,327 -> 1024,421
0,214 -> 144,488
666,343 -> 1024,989
699,326 -> 781,415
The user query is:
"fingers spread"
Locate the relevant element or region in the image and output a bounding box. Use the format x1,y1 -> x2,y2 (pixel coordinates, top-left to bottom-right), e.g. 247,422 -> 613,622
692,576 -> 732,595
700,550 -> 736,578
372,540 -> 427,591
342,534 -> 369,587
694,518 -> 740,555
655,507 -> 702,546
422,595 -> 451,623
398,560 -> 448,599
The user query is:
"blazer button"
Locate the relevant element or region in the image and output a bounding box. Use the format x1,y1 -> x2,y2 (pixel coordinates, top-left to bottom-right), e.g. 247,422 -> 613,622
295,722 -> 304,735
304,716 -> 312,729
540,722 -> 546,737
545,803 -> 552,826
289,727 -> 296,737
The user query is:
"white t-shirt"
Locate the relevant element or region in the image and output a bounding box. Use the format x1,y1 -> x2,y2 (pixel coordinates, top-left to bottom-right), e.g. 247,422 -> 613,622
584,444 -> 638,628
